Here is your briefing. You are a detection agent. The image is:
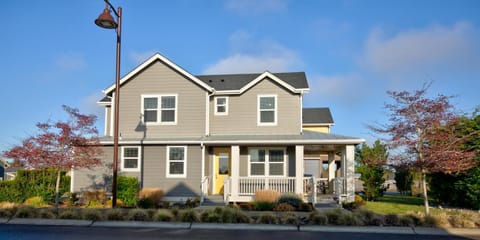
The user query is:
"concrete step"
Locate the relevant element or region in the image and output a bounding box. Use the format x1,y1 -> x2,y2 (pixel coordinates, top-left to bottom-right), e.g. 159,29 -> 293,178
201,195 -> 225,206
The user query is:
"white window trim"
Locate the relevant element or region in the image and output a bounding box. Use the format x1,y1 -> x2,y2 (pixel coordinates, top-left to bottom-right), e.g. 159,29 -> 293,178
257,95 -> 277,126
121,146 -> 141,172
166,146 -> 187,178
141,94 -> 178,125
214,96 -> 229,116
247,147 -> 286,177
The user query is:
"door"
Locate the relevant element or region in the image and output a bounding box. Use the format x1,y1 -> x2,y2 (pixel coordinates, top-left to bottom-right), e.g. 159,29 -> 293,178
214,148 -> 231,194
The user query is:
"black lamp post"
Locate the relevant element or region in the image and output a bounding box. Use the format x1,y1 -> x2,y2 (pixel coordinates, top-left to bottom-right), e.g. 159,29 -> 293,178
95,0 -> 122,208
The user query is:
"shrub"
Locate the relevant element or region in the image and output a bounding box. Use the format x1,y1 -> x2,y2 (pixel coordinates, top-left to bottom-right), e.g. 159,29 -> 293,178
15,206 -> 38,218
127,209 -> 149,221
398,215 -> 414,227
255,190 -> 280,203
117,176 -> 139,207
325,209 -> 343,225
255,201 -> 276,211
105,199 -> 124,208
278,193 -> 303,209
230,208 -> 251,223
354,209 -> 384,226
309,211 -> 328,225
0,208 -> 16,218
81,190 -> 106,208
200,210 -> 221,223
24,196 -> 49,208
38,209 -> 56,219
339,211 -> 361,226
273,203 -> 295,212
280,212 -> 299,225
58,209 -> 81,219
185,198 -> 200,208
257,212 -> 278,224
238,202 -> 255,211
154,209 -> 174,222
82,209 -> 104,221
299,202 -> 314,212
105,209 -> 125,221
138,188 -> 164,208
137,198 -> 156,209
384,213 -> 400,226
178,209 -> 199,222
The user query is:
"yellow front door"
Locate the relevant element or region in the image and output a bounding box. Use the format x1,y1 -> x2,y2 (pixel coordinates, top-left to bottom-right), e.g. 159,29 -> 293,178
214,148 -> 231,194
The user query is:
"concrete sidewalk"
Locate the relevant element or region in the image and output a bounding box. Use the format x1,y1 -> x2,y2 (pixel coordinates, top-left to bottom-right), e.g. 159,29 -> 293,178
1,218 -> 479,238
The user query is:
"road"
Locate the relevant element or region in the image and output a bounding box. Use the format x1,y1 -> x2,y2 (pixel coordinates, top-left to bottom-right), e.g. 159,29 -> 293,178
0,224 -> 475,240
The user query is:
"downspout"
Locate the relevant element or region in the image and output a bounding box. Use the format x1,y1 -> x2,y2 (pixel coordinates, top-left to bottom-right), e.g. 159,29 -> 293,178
206,90 -> 216,136
300,91 -> 304,134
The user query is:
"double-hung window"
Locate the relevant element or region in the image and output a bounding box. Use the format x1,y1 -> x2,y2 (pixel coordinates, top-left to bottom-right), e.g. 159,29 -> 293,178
248,148 -> 285,176
258,95 -> 277,125
121,147 -> 141,172
142,94 -> 177,124
214,97 -> 228,115
166,146 -> 187,178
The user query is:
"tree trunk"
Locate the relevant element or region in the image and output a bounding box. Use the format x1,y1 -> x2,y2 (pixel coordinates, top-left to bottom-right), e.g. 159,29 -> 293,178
421,170 -> 430,216
54,169 -> 61,216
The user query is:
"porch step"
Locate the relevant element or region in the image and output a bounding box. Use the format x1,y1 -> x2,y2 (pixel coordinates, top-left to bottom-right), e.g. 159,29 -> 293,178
314,195 -> 339,209
201,195 -> 225,206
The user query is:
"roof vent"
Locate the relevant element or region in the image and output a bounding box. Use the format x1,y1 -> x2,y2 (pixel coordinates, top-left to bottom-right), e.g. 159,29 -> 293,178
221,79 -> 225,82
209,79 -> 212,82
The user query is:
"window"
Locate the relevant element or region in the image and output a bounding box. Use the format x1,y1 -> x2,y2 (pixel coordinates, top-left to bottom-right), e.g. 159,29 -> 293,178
258,95 -> 277,125
215,97 -> 228,115
248,148 -> 285,176
142,95 -> 177,124
121,147 -> 141,172
166,146 -> 187,178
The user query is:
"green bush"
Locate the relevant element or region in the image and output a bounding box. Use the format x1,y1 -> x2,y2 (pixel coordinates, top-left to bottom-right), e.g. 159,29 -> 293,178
105,209 -> 125,221
38,209 -> 56,219
255,201 -> 276,211
117,176 -> 138,207
280,212 -> 299,225
127,209 -> 149,221
0,208 -> 16,218
384,213 -> 400,226
273,203 -> 295,212
14,206 -> 38,218
154,209 -> 174,222
82,209 -> 104,221
277,193 -> 303,209
137,198 -> 156,209
257,212 -> 278,224
58,209 -> 81,219
0,169 -> 70,203
178,209 -> 199,222
309,211 -> 327,225
24,196 -> 48,208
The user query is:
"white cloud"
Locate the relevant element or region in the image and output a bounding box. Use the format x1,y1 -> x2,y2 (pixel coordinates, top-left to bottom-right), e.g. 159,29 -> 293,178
129,50 -> 157,65
54,53 -> 87,71
203,30 -> 302,74
225,0 -> 288,15
362,22 -> 480,79
80,92 -> 104,117
305,74 -> 368,106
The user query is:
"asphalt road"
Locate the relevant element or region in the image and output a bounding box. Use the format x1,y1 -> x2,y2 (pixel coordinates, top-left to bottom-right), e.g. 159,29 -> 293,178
0,225 -> 475,240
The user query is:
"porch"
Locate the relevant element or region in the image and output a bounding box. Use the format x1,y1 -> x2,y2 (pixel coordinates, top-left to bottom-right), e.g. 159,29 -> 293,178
200,144 -> 356,204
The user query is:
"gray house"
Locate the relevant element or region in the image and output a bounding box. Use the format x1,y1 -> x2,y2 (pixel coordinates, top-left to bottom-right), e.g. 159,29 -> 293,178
72,53 -> 364,203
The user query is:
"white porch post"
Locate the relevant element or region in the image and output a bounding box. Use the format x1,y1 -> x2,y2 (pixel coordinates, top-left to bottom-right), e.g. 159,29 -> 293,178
343,145 -> 355,202
328,152 -> 335,193
295,145 -> 304,195
231,145 -> 240,200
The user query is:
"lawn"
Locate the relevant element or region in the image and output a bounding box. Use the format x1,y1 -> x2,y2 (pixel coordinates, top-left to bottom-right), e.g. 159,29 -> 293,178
363,194 -> 439,215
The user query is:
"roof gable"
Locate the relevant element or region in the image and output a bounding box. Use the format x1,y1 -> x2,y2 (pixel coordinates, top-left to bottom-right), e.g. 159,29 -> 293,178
103,53 -> 214,95
197,71 -> 309,94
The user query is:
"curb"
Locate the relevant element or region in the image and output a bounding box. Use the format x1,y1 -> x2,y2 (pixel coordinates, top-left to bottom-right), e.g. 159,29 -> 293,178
300,226 -> 415,234
191,223 -> 298,231
0,218 -> 10,224
7,218 -> 92,227
92,221 -> 191,229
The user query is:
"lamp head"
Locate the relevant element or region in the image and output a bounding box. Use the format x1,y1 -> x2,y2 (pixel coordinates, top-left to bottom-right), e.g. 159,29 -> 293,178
95,7 -> 117,29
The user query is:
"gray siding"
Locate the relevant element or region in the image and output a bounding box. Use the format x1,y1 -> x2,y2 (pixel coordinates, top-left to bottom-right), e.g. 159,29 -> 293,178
116,61 -> 207,139
73,145 -> 203,197
209,78 -> 302,135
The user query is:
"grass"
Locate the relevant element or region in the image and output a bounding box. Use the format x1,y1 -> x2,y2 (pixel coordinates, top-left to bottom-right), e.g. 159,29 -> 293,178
363,195 -> 426,215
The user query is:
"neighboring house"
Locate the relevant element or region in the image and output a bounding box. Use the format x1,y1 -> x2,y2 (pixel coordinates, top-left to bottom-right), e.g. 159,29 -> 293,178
0,158 -> 7,180
72,53 -> 364,203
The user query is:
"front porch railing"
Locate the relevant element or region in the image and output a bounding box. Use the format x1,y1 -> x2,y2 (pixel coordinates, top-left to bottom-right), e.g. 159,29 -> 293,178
238,177 -> 296,195
200,176 -> 210,203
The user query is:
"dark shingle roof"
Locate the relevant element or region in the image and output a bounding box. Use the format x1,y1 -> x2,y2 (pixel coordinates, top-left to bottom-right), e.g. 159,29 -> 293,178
196,72 -> 308,91
303,108 -> 334,124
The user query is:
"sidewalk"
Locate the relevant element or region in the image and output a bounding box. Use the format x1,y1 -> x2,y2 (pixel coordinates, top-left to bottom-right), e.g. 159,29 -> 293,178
1,217 -> 479,238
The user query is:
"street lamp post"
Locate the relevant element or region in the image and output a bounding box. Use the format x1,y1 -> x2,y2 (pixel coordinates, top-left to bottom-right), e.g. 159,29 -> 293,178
95,0 -> 122,208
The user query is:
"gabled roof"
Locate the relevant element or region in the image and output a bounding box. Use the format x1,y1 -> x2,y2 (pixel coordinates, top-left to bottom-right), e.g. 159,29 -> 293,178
103,53 -> 215,95
303,108 -> 334,125
197,71 -> 309,94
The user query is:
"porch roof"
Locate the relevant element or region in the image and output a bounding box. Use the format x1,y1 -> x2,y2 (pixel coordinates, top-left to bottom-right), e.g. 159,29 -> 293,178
99,130 -> 364,145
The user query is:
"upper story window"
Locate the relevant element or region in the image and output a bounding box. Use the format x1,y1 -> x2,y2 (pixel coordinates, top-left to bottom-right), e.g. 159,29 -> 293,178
121,146 -> 141,172
215,97 -> 228,115
166,146 -> 187,178
258,95 -> 277,126
142,94 -> 177,125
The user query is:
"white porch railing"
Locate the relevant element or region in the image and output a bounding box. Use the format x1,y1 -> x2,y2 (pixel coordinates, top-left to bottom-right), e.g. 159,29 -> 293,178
200,176 -> 210,203
238,177 -> 297,195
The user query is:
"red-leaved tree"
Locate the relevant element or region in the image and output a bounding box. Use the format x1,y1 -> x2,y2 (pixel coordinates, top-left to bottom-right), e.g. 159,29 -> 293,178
370,83 -> 478,215
3,105 -> 103,211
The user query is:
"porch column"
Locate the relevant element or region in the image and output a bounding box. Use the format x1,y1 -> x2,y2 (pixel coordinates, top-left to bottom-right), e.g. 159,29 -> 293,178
231,145 -> 240,199
328,152 -> 335,193
343,145 -> 355,202
295,145 -> 304,195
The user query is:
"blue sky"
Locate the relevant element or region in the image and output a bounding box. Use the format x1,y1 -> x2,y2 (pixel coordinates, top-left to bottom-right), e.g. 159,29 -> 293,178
1,0 -> 479,153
